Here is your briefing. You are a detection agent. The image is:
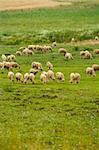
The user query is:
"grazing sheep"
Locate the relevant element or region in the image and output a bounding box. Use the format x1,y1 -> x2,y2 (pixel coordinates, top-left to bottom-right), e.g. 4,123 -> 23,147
84,51 -> 93,59
31,62 -> 43,71
58,48 -> 67,55
46,61 -> 53,70
8,71 -> 14,82
40,73 -> 48,84
18,47 -> 25,51
3,61 -> 12,70
71,38 -> 75,42
29,68 -> 38,75
80,50 -> 92,59
47,70 -> 55,80
69,72 -> 81,83
10,62 -> 20,69
92,64 -> 99,71
86,67 -> 96,77
24,73 -> 29,84
22,48 -> 33,56
1,54 -> 7,61
29,73 -> 35,84
94,49 -> 99,54
16,51 -> 22,56
6,54 -> 16,62
28,45 -> 35,51
64,52 -> 73,60
56,72 -> 65,81
15,72 -> 23,83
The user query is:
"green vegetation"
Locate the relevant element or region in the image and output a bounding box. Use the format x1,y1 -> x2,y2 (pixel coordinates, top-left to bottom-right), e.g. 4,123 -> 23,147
0,1 -> 99,44
0,1 -> 99,150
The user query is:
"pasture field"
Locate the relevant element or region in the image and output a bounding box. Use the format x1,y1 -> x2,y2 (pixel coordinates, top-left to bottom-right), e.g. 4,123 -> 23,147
0,1 -> 99,150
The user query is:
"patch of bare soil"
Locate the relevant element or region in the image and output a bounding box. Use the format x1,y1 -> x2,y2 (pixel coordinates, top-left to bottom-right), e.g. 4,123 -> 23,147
0,0 -> 72,11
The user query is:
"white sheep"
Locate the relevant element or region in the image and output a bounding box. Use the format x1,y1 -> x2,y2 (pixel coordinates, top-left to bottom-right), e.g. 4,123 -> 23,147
31,62 -> 43,71
29,68 -> 38,75
29,73 -> 35,84
1,54 -> 7,61
86,67 -> 96,77
40,73 -> 48,84
52,41 -> 57,48
92,64 -> 99,71
16,51 -> 22,56
95,36 -> 98,40
8,71 -> 14,82
47,70 -> 55,80
69,73 -> 81,83
15,72 -> 23,83
46,61 -> 53,70
64,52 -> 73,60
22,48 -> 33,56
56,72 -> 65,81
23,73 -> 29,84
80,50 -> 92,59
58,48 -> 67,55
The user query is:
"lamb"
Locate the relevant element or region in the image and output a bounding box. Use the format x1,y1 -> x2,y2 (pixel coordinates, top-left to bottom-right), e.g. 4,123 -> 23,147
86,67 -> 96,77
56,72 -> 65,81
94,49 -> 99,54
1,54 -> 7,61
16,51 -> 22,56
46,61 -> 53,70
40,73 -> 48,84
29,73 -> 35,84
92,64 -> 99,71
69,72 -> 81,83
8,71 -> 14,82
47,70 -> 55,80
64,52 -> 73,60
15,72 -> 23,83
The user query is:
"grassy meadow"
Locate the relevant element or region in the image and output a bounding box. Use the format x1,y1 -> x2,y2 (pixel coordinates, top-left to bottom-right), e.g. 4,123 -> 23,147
0,1 -> 99,150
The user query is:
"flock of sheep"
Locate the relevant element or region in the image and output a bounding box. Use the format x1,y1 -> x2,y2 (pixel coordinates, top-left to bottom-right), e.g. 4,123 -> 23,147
0,42 -> 99,85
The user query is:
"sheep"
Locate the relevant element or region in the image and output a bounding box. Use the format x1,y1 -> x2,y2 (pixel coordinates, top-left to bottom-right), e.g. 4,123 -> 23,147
31,62 -> 43,71
18,47 -> 25,51
86,67 -> 96,77
3,61 -> 12,70
15,72 -> 23,83
56,72 -> 65,81
47,70 -> 55,80
28,45 -> 35,51
92,64 -> 99,71
40,73 -> 48,84
22,48 -> 33,56
10,62 -> 20,69
23,73 -> 29,84
16,51 -> 22,56
8,71 -> 14,82
64,52 -> 73,60
69,72 -> 81,83
71,37 -> 75,42
84,51 -> 93,59
29,68 -> 38,75
95,36 -> 98,40
29,73 -> 35,84
1,54 -> 7,61
6,55 -> 16,62
80,51 -> 92,59
52,41 -> 57,48
94,49 -> 99,54
46,61 -> 53,70
58,48 -> 67,55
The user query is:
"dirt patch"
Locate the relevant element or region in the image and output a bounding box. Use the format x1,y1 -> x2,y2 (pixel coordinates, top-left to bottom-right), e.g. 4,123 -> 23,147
71,40 -> 99,46
0,0 -> 72,11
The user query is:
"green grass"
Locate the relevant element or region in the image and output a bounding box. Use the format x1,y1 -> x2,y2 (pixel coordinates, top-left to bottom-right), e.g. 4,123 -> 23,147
0,1 -> 99,44
0,1 -> 99,149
